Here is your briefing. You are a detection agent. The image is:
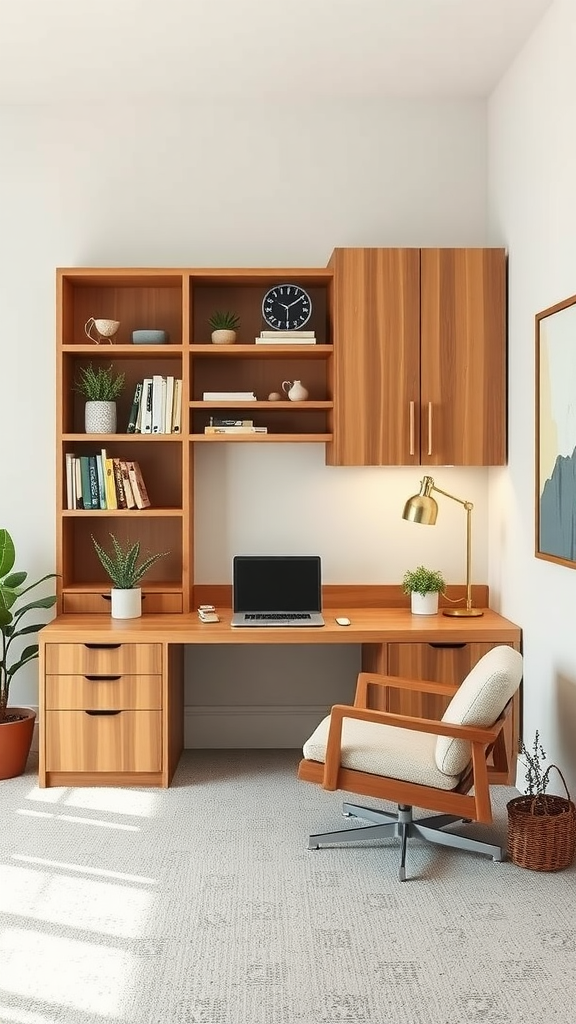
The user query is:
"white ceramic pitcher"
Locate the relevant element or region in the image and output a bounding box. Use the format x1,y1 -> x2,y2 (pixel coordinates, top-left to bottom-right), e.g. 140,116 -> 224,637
282,379 -> 309,402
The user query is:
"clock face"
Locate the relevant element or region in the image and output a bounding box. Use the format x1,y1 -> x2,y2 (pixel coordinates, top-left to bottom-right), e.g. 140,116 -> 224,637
262,284 -> 312,330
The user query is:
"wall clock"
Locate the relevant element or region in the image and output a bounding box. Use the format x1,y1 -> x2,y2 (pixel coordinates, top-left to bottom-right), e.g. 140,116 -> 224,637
261,284 -> 312,330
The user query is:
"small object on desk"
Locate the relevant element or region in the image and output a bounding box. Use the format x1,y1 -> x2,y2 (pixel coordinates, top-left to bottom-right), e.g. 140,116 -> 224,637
335,616 -> 351,627
198,606 -> 220,623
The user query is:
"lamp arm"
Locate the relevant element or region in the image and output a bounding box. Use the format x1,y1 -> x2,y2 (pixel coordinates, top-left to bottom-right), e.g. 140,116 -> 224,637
429,482 -> 473,513
426,478 -> 474,611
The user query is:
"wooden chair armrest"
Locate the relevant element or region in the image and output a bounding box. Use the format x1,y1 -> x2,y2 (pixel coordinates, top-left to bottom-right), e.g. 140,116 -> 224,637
353,671 -> 458,708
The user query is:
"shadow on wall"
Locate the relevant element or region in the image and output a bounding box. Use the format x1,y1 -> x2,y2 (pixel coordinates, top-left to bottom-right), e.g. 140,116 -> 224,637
556,672 -> 576,793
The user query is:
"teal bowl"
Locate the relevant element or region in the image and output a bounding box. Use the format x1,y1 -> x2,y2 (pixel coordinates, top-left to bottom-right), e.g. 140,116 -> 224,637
132,329 -> 168,345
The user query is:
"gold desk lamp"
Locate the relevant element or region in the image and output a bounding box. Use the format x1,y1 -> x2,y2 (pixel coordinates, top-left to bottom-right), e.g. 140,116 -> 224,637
402,475 -> 483,618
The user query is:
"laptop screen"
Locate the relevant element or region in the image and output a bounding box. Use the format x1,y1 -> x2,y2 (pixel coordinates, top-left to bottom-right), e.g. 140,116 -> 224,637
233,555 -> 322,613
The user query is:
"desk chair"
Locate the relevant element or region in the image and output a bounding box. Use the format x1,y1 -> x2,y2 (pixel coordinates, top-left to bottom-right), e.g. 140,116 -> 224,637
298,645 -> 523,880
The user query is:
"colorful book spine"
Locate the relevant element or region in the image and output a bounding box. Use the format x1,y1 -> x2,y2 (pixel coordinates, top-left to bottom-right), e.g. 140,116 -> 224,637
127,381 -> 143,433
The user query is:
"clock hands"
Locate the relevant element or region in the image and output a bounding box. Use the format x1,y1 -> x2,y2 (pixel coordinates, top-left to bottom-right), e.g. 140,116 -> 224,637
286,296 -> 305,310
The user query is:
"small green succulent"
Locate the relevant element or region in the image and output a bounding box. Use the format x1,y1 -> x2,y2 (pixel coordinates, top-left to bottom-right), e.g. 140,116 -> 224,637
402,565 -> 446,596
92,534 -> 168,590
209,310 -> 240,331
74,363 -> 125,401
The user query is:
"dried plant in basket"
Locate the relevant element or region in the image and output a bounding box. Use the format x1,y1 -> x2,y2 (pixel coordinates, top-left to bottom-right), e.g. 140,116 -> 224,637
506,731 -> 576,871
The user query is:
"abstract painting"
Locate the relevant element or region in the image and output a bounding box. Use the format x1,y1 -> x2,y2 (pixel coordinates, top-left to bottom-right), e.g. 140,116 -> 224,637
536,293 -> 576,567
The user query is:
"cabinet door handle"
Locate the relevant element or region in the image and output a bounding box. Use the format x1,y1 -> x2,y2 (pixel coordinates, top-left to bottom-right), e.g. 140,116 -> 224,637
85,710 -> 122,717
84,643 -> 122,650
84,675 -> 121,682
409,401 -> 415,456
427,402 -> 433,455
428,642 -> 467,650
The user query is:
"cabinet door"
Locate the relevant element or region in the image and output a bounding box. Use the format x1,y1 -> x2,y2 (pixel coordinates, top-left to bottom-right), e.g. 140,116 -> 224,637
387,640 -> 518,784
327,248 -> 420,466
420,248 -> 506,466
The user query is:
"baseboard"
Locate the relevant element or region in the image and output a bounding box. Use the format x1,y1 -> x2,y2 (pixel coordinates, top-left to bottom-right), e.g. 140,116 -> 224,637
184,704 -> 328,748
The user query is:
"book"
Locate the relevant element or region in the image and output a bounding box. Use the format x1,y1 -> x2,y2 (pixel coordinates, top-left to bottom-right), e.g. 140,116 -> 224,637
65,453 -> 75,510
119,460 -> 137,509
141,378 -> 153,433
171,378 -> 182,433
88,456 -> 100,509
126,460 -> 151,509
255,337 -> 316,345
151,374 -> 164,433
74,457 -> 83,509
202,391 -> 257,401
204,425 -> 268,434
113,457 -> 127,509
164,375 -> 175,433
209,417 -> 254,427
79,456 -> 92,510
127,381 -> 143,433
104,457 -> 118,510
95,454 -> 107,509
259,330 -> 316,338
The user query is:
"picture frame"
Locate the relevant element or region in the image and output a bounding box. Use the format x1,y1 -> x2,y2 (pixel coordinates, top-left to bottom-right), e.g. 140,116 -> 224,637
536,293 -> 576,567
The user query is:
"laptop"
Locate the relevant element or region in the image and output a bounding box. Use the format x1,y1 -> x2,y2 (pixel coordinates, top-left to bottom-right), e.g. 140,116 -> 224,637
231,555 -> 325,627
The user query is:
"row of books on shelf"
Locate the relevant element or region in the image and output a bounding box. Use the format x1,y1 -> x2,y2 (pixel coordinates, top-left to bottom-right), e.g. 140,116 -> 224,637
126,376 -> 182,433
65,451 -> 151,510
254,330 -> 316,345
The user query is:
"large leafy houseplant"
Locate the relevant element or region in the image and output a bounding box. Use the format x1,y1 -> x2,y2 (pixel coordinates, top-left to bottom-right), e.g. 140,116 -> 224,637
0,528 -> 57,723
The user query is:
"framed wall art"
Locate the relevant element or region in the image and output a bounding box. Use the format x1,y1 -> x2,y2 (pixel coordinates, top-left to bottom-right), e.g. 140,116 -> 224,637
536,292 -> 576,567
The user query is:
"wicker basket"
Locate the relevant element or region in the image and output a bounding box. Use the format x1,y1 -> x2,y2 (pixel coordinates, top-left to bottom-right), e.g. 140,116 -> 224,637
507,766 -> 576,871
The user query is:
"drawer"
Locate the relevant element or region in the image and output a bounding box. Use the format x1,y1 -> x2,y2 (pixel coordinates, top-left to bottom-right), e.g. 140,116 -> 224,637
45,710 -> 162,772
63,593 -> 183,614
45,643 -> 162,675
45,675 -> 162,711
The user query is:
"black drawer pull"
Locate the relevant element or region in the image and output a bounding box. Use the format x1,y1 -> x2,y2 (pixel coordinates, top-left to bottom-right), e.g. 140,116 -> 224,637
428,643 -> 467,650
84,643 -> 122,650
84,675 -> 121,682
85,709 -> 122,717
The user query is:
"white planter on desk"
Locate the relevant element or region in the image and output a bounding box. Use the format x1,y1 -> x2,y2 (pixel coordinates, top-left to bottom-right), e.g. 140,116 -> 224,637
111,587 -> 142,619
410,592 -> 439,616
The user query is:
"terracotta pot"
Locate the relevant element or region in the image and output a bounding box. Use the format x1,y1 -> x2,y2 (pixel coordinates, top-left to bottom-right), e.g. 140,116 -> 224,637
0,707 -> 36,780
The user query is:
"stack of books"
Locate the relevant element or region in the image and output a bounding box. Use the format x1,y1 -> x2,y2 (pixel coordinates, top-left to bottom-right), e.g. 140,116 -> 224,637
204,417 -> 267,435
126,376 -> 182,433
65,450 -> 151,510
254,331 -> 316,345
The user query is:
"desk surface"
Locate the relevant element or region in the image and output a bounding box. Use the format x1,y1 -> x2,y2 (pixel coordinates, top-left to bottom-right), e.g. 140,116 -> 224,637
40,607 -> 521,645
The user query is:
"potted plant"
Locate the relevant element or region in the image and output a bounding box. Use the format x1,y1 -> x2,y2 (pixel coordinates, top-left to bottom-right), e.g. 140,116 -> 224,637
507,731 -> 576,871
92,533 -> 168,619
75,362 -> 126,433
0,528 -> 57,779
209,310 -> 240,345
402,565 -> 446,615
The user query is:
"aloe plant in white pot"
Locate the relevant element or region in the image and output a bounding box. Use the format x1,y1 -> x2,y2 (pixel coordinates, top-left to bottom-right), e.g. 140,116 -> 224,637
92,534 -> 168,618
0,528 -> 57,779
402,565 -> 446,615
75,362 -> 126,433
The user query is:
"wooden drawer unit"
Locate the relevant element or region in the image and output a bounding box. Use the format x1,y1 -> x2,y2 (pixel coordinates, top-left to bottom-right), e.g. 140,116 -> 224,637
45,674 -> 162,710
45,642 -> 162,675
45,710 -> 162,772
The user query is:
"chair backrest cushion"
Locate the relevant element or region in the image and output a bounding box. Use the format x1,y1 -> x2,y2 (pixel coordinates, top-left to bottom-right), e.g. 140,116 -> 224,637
435,646 -> 523,776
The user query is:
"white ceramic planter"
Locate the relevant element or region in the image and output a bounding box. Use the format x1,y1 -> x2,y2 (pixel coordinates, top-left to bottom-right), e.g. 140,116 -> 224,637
111,587 -> 142,619
211,329 -> 237,345
85,400 -> 117,433
410,591 -> 439,615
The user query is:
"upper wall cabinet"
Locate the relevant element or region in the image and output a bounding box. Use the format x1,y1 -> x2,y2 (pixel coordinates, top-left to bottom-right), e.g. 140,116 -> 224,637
326,247 -> 507,467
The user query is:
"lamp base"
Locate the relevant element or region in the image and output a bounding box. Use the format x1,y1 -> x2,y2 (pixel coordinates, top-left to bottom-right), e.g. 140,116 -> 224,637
443,608 -> 484,618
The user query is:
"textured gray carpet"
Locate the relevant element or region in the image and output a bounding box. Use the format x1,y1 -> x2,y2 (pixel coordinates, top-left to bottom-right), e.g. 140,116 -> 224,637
1,750 -> 575,1024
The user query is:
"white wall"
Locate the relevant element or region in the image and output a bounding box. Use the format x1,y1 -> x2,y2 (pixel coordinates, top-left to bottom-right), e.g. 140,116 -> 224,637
488,0 -> 576,790
0,97 -> 493,742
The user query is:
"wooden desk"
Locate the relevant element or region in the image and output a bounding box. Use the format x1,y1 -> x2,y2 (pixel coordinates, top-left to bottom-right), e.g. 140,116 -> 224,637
38,607 -> 521,789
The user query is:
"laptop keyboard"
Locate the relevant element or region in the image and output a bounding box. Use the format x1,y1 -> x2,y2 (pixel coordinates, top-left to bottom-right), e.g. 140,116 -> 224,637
245,613 -> 311,620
